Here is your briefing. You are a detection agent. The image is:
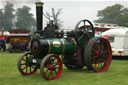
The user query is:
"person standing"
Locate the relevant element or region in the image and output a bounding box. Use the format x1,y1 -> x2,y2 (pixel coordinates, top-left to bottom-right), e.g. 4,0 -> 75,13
0,38 -> 6,51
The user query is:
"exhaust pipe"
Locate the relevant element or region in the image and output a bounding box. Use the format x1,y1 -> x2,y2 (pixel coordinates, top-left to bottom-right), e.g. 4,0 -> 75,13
35,2 -> 44,31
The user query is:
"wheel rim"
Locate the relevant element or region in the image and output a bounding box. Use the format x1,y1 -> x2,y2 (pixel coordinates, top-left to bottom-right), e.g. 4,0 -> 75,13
91,38 -> 112,72
41,54 -> 62,80
17,52 -> 38,75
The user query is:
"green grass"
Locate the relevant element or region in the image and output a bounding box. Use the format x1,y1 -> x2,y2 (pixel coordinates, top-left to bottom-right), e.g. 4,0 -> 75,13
0,51 -> 128,85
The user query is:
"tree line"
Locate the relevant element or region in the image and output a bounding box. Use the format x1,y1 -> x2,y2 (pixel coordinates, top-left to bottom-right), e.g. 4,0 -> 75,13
0,2 -> 128,32
94,4 -> 128,27
0,1 -> 36,31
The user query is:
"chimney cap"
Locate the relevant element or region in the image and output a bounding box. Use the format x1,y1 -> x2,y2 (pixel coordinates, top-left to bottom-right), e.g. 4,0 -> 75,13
35,2 -> 44,6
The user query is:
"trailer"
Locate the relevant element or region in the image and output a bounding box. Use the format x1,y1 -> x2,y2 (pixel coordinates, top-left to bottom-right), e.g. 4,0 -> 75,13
8,34 -> 30,52
102,28 -> 128,57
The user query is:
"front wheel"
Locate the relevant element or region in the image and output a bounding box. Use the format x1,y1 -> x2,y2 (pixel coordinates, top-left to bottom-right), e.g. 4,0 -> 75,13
40,54 -> 63,80
17,52 -> 38,75
84,38 -> 112,72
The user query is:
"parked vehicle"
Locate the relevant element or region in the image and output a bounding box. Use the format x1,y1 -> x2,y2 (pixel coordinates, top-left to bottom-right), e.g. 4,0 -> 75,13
0,31 -> 10,40
102,28 -> 128,57
7,34 -> 30,52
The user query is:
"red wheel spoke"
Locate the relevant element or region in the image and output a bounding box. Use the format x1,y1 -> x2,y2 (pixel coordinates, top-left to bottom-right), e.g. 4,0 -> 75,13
95,59 -> 99,64
93,63 -> 97,69
30,67 -> 31,73
22,66 -> 27,70
31,66 -> 36,69
26,67 -> 28,73
92,59 -> 96,64
22,58 -> 26,61
103,58 -> 108,63
92,48 -> 97,53
102,50 -> 109,54
97,43 -> 100,51
44,68 -> 49,74
100,41 -> 104,49
21,63 -> 25,65
100,47 -> 104,53
98,63 -> 101,69
54,69 -> 57,74
91,56 -> 98,59
51,70 -> 54,78
94,41 -> 100,51
92,58 -> 98,68
48,70 -> 52,78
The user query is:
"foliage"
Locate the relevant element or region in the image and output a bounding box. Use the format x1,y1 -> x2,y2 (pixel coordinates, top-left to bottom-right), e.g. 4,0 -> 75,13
0,2 -> 15,30
0,1 -> 36,31
95,4 -> 128,27
15,6 -> 36,30
0,9 -> 4,29
0,51 -> 128,85
44,8 -> 63,30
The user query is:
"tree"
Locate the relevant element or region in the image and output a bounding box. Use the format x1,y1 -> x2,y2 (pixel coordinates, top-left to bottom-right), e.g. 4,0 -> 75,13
0,9 -> 4,29
94,4 -> 128,27
3,2 -> 15,30
44,8 -> 63,30
15,5 -> 36,30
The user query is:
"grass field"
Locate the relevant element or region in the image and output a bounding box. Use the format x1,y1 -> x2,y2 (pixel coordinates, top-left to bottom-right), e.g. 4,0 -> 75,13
0,51 -> 128,85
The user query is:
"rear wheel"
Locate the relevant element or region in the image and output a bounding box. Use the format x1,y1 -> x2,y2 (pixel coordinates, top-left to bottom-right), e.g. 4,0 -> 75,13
40,54 -> 63,80
84,38 -> 112,72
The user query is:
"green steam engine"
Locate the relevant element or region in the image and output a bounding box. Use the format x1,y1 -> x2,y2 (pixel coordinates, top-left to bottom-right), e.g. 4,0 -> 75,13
17,2 -> 112,80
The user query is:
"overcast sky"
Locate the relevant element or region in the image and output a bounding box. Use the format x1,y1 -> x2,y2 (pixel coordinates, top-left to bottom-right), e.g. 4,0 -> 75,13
0,0 -> 128,29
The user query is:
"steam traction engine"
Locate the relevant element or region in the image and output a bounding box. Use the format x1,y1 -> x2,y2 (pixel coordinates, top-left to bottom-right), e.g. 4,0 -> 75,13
17,2 -> 112,80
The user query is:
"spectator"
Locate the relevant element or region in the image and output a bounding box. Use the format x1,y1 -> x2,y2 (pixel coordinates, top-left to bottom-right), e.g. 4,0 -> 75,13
0,38 -> 6,51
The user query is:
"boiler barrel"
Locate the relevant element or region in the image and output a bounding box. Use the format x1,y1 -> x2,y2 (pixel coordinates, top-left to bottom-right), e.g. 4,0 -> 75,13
30,38 -> 77,57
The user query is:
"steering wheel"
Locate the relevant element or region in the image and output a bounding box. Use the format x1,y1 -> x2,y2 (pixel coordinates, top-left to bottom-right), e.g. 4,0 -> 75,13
74,19 -> 95,48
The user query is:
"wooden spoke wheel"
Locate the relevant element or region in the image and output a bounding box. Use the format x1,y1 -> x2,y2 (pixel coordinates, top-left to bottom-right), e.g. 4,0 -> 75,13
40,54 -> 63,80
84,38 -> 112,72
17,52 -> 38,75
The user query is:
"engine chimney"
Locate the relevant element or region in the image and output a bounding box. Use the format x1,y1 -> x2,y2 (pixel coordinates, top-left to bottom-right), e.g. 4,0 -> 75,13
35,2 -> 44,31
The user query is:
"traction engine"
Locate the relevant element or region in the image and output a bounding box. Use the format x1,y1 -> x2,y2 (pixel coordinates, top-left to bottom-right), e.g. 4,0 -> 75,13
17,2 -> 112,80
